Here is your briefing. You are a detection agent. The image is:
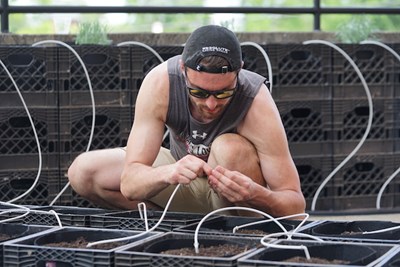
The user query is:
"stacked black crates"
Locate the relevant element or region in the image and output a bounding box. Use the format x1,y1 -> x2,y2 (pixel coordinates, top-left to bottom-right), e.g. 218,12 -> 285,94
331,44 -> 399,210
267,44 -> 335,210
57,45 -> 132,207
0,46 -> 60,205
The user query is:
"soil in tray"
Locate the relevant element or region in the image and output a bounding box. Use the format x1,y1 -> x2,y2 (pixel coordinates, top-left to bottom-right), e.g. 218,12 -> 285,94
0,233 -> 12,241
160,244 -> 249,257
286,256 -> 350,265
235,229 -> 268,235
42,236 -> 126,250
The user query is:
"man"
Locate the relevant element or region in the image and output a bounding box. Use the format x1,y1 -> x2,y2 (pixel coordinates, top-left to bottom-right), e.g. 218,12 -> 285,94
68,25 -> 305,217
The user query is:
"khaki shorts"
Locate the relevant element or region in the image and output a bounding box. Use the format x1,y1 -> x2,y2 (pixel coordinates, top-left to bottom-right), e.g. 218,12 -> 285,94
126,146 -> 234,214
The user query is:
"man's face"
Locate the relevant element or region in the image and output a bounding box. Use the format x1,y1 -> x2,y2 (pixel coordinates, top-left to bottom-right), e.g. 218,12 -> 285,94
184,68 -> 238,122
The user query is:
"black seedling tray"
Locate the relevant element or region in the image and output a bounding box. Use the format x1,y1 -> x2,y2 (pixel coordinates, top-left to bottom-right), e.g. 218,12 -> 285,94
0,205 -> 113,227
3,226 -> 160,267
238,239 -> 398,266
176,215 -> 310,237
90,209 -> 208,231
114,232 -> 262,267
309,220 -> 400,243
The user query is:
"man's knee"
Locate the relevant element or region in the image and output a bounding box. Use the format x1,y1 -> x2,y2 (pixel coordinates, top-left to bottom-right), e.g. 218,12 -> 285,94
67,152 -> 93,186
210,133 -> 257,161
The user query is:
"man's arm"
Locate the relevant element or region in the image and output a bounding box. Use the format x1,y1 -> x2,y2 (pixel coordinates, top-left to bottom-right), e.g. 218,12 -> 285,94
120,62 -> 212,202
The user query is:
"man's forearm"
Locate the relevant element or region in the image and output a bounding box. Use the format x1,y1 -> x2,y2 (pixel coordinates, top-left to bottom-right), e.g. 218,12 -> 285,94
120,162 -> 171,201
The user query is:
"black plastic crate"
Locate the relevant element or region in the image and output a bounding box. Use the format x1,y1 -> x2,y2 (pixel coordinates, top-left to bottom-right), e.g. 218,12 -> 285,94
0,168 -> 59,206
0,223 -> 51,266
332,44 -> 396,98
266,43 -> 332,100
0,107 -> 59,155
0,46 -> 58,108
90,210 -> 206,232
238,239 -> 397,266
332,153 -> 399,210
394,99 -> 400,153
3,226 -> 159,267
276,99 -> 333,157
59,106 -> 131,163
58,45 -> 131,106
0,205 -> 113,227
241,44 -> 270,77
332,98 -> 395,155
175,215 -> 308,238
293,155 -> 336,211
114,232 -> 260,267
309,220 -> 400,244
378,247 -> 400,267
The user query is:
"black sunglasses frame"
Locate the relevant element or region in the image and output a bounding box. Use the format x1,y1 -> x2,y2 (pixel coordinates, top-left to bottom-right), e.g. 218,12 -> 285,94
184,69 -> 238,99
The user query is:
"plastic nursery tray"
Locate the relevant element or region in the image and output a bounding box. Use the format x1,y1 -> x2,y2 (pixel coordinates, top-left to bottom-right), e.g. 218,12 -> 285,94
237,239 -> 399,267
0,223 -> 50,266
375,246 -> 400,267
114,232 -> 263,267
309,220 -> 400,244
3,226 -> 161,267
90,209 -> 208,231
176,215 -> 314,237
0,205 -> 114,227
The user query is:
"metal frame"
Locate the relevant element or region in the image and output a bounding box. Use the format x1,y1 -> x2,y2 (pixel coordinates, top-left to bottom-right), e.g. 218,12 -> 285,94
1,0 -> 400,33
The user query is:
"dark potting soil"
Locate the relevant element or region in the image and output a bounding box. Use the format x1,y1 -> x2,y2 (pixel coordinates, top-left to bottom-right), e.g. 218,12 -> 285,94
286,256 -> 350,265
42,236 -> 126,250
0,233 -> 12,241
235,229 -> 268,235
161,244 -> 248,257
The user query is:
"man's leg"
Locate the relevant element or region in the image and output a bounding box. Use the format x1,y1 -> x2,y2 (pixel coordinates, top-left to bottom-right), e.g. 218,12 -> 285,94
67,148 -> 157,210
207,133 -> 265,216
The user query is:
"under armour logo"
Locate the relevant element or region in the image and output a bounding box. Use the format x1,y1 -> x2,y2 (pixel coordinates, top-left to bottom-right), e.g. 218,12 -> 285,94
192,130 -> 207,140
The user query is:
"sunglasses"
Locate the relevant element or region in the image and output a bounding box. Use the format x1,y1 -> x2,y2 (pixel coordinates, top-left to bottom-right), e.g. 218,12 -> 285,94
184,70 -> 238,99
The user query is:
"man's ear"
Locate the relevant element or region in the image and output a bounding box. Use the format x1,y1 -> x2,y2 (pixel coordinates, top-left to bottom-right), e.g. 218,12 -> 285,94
241,60 -> 244,69
179,59 -> 185,73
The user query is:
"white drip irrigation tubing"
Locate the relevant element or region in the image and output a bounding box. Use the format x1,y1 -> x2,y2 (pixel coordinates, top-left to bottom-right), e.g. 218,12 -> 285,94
302,40 -> 373,211
86,184 -> 181,247
359,40 -> 400,210
240,42 -> 273,93
0,59 -> 42,204
32,40 -> 96,206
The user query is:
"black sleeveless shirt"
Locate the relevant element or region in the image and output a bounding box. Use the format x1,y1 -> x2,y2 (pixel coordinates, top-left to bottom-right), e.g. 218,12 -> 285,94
166,55 -> 267,161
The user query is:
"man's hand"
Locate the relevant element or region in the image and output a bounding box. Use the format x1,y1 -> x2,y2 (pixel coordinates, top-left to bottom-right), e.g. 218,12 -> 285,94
166,155 -> 213,185
207,166 -> 257,204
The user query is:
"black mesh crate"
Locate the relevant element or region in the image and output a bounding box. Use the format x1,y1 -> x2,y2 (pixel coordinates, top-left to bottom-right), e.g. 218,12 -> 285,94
332,98 -> 395,155
238,239 -> 397,266
114,232 -> 260,267
309,220 -> 400,244
0,205 -> 113,227
332,44 -> 396,99
241,44 -> 270,77
379,247 -> 400,267
394,99 -> 400,152
0,168 -> 59,206
266,43 -> 333,101
175,215 -> 306,238
90,210 -> 206,232
332,153 -> 399,210
293,155 -> 336,211
0,108 -> 59,155
276,99 -> 333,157
58,45 -> 131,106
0,46 -> 58,108
3,226 -> 159,267
0,223 -> 52,266
59,105 -> 132,165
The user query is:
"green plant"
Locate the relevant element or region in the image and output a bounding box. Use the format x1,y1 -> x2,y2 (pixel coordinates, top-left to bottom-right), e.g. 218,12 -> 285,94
75,21 -> 112,45
335,16 -> 379,43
